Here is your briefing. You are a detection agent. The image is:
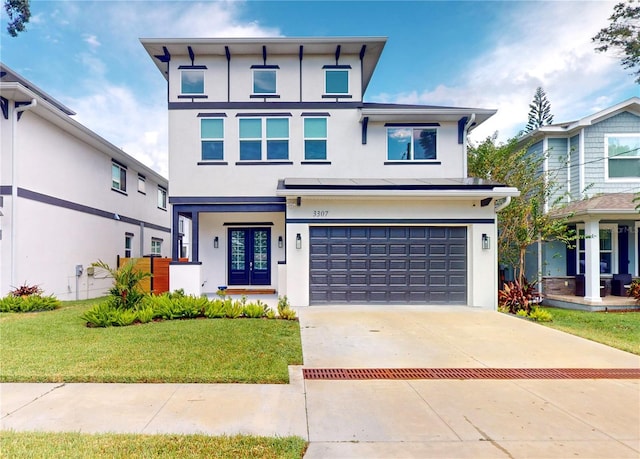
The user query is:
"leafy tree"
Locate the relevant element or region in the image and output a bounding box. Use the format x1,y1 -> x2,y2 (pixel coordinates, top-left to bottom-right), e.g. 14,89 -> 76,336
4,0 -> 30,37
593,0 -> 640,83
525,87 -> 554,133
468,134 -> 574,286
91,260 -> 151,310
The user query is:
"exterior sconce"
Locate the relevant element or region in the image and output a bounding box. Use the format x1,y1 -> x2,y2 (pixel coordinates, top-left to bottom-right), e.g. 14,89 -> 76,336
482,233 -> 490,250
296,233 -> 302,249
296,196 -> 302,207
278,236 -> 283,248
214,236 -> 219,248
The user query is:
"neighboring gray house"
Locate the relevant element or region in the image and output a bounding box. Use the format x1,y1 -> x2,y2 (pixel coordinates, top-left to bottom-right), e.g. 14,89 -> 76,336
0,63 -> 171,300
141,36 -> 519,309
519,97 -> 640,302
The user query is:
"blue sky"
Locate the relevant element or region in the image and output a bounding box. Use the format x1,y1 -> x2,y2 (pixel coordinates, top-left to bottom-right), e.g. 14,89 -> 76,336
1,0 -> 638,178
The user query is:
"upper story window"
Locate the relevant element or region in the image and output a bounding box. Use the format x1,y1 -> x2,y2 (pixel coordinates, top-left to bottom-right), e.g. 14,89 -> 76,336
125,234 -> 133,258
181,70 -> 204,95
304,118 -> 328,160
201,118 -> 224,161
137,174 -> 146,194
253,69 -> 276,95
606,134 -> 640,180
151,238 -> 162,256
112,161 -> 127,193
157,186 -> 167,210
239,117 -> 289,161
325,69 -> 349,94
387,127 -> 437,161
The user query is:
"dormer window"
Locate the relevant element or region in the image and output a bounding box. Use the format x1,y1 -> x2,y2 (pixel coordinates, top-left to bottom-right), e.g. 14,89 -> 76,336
253,69 -> 276,94
181,70 -> 204,95
325,69 -> 349,94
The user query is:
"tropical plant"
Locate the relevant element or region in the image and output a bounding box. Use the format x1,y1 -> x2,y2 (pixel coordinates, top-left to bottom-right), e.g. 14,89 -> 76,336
628,279 -> 640,302
243,302 -> 266,318
527,307 -> 553,322
498,280 -> 536,314
92,260 -> 151,310
10,282 -> 42,297
0,294 -> 61,312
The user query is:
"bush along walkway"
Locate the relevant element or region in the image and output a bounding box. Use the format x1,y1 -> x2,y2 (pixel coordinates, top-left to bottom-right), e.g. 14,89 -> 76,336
82,290 -> 297,327
80,260 -> 297,327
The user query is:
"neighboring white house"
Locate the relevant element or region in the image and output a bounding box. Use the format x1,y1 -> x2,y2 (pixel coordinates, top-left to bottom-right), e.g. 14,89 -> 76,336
0,63 -> 171,301
141,37 -> 518,308
519,97 -> 640,302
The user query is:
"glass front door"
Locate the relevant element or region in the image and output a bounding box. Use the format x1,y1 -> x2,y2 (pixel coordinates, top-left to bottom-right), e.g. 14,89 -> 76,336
228,228 -> 270,285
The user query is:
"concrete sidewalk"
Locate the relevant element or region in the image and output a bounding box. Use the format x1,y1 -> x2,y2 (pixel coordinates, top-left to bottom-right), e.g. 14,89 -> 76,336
1,366 -> 306,437
1,306 -> 639,458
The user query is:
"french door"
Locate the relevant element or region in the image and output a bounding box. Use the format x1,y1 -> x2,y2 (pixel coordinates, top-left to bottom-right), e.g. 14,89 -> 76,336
228,228 -> 270,285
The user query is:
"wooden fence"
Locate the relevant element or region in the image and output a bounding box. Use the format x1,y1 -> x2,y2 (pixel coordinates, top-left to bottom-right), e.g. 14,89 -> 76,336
117,257 -> 178,295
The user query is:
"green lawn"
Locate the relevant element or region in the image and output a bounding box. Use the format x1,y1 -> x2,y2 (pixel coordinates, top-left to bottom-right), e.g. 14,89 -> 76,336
0,431 -> 307,459
540,307 -> 640,355
0,298 -> 303,383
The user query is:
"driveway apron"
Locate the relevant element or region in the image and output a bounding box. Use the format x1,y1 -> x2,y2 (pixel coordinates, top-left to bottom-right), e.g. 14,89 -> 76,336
298,306 -> 640,459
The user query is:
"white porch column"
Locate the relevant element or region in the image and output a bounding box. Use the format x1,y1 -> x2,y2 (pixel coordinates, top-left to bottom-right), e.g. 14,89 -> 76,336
584,219 -> 602,302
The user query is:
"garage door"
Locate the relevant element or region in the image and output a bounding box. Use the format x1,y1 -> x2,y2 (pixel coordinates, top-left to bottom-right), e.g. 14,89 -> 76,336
309,226 -> 467,304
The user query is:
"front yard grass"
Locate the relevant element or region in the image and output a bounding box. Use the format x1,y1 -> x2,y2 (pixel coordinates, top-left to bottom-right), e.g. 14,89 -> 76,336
539,307 -> 640,356
0,431 -> 307,459
0,298 -> 303,383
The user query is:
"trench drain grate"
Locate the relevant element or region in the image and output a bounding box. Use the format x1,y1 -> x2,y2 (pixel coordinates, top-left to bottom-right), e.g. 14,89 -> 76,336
302,368 -> 640,380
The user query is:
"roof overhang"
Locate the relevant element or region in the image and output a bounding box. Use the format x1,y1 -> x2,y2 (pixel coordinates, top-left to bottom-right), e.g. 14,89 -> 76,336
276,177 -> 519,200
360,107 -> 496,127
140,37 -> 387,94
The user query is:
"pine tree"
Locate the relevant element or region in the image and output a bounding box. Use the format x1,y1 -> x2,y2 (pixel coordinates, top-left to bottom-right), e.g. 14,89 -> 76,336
525,87 -> 554,133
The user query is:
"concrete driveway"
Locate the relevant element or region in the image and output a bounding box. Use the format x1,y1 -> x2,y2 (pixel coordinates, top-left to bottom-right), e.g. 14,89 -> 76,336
298,306 -> 640,458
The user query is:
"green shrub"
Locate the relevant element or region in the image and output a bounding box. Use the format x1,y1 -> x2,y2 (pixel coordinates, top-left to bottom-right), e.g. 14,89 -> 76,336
528,306 -> 553,322
515,309 -> 529,318
0,294 -> 61,313
243,302 -> 266,318
135,306 -> 155,324
204,299 -> 226,318
224,299 -> 244,319
277,295 -> 297,320
81,302 -> 119,327
115,309 -> 138,327
175,295 -> 207,318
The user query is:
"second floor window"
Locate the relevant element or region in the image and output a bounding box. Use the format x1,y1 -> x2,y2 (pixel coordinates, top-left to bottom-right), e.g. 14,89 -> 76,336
201,118 -> 224,160
181,70 -> 204,94
125,234 -> 132,258
157,187 -> 167,210
304,118 -> 327,160
112,162 -> 126,192
138,175 -> 146,194
151,238 -> 162,256
325,69 -> 349,94
606,134 -> 640,180
387,127 -> 437,161
239,118 -> 289,161
253,69 -> 276,94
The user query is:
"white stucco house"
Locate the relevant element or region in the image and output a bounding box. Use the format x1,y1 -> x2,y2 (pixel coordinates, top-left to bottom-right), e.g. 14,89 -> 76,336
520,97 -> 640,303
0,63 -> 170,300
141,36 -> 518,308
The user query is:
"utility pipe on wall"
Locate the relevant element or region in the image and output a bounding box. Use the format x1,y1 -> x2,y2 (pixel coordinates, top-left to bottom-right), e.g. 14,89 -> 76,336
10,99 -> 37,289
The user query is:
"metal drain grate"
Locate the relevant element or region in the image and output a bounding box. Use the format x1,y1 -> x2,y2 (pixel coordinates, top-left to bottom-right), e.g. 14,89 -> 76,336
303,368 -> 640,380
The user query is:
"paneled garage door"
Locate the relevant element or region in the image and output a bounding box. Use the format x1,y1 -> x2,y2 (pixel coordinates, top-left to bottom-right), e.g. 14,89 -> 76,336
309,226 -> 467,304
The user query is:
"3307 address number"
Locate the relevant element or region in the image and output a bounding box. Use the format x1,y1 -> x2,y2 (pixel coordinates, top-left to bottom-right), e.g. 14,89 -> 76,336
312,210 -> 329,217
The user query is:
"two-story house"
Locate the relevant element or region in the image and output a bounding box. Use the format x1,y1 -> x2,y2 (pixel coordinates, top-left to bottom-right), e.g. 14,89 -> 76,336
141,37 -> 518,308
0,63 -> 171,300
519,98 -> 640,303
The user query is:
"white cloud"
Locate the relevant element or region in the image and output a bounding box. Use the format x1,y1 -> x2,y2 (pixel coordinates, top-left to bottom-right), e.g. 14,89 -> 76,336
57,1 -> 281,178
83,34 -> 101,50
371,1 -> 635,144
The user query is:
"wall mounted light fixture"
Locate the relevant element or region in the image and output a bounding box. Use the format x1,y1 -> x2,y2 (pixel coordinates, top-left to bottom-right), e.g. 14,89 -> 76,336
296,233 -> 302,249
214,236 -> 219,248
482,233 -> 490,250
278,236 -> 283,248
